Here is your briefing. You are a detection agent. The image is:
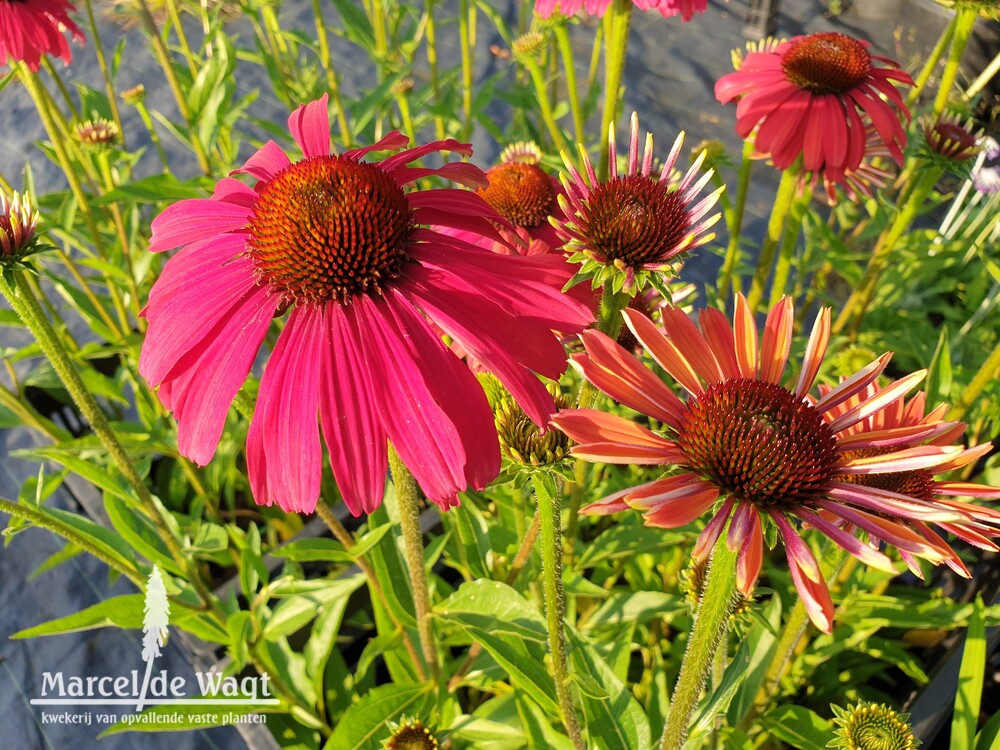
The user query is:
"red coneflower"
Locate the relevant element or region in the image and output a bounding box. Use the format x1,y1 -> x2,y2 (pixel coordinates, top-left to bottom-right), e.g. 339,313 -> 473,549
715,33 -> 912,176
553,295 -> 1000,632
0,0 -> 84,71
140,95 -> 593,516
553,113 -> 722,293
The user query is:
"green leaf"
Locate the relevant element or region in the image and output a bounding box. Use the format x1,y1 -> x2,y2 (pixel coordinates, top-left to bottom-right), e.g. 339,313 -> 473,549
515,694 -> 576,750
12,594 -> 145,638
14,445 -> 133,504
262,575 -> 363,641
323,683 -> 435,750
576,521 -> 686,568
953,595 -> 987,750
583,591 -> 685,632
566,628 -> 651,750
94,174 -> 214,205
686,640 -> 752,746
761,705 -> 832,750
441,501 -> 492,580
974,707 -> 1000,750
437,581 -> 558,716
437,580 -> 548,643
926,327 -> 953,406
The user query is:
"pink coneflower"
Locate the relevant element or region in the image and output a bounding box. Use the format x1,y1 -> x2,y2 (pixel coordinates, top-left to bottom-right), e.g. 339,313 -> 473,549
442,142 -> 566,256
553,113 -> 722,292
140,95 -> 593,516
552,295 -> 1000,632
715,33 -> 912,176
535,0 -> 706,20
0,0 -> 84,71
823,383 -> 1000,577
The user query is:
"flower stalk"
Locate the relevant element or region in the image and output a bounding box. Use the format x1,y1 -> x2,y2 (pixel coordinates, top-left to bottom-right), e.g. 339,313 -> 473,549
534,472 -> 585,750
718,140 -> 755,303
389,446 -> 440,681
597,0 -> 633,181
0,269 -> 217,610
933,7 -> 978,116
659,534 -> 737,750
833,166 -> 942,337
747,163 -> 802,312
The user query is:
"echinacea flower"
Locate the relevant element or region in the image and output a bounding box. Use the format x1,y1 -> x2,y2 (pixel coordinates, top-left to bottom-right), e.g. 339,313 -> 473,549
441,142 -> 566,256
804,126 -> 894,204
0,0 -> 84,71
830,702 -> 919,750
923,113 -> 981,163
553,113 -> 722,293
553,295 -> 1000,632
715,33 -> 913,175
140,95 -> 593,516
822,382 -> 1000,577
0,190 -> 38,260
535,0 -> 706,20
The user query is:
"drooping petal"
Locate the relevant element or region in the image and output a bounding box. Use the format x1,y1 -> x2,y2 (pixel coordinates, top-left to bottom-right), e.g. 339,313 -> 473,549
319,303 -> 389,516
552,410 -> 683,464
246,305 -> 325,513
148,199 -> 250,252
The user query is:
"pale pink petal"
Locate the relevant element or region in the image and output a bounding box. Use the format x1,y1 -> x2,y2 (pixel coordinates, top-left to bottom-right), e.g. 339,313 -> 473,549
622,309 -> 704,397
794,307 -> 831,397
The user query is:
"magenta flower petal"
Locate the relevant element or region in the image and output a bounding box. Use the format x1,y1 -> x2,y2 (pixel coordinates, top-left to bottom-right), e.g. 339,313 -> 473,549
234,140 -> 291,182
353,292 -> 498,505
148,199 -> 251,253
139,236 -> 263,386
319,304 -> 389,516
246,305 -> 325,513
287,93 -> 330,158
146,284 -> 274,465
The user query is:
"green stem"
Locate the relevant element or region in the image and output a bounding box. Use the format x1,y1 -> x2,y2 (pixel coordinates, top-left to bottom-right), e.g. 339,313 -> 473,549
0,270 -> 217,611
933,8 -> 978,116
314,498 -> 426,681
458,0 -> 476,140
534,473 -> 585,750
947,341 -> 1000,423
597,0 -> 633,181
554,22 -> 584,145
41,58 -> 79,121
964,47 -> 1000,101
833,167 -> 942,338
746,165 -> 802,312
524,56 -> 569,153
718,140 -> 755,303
136,0 -> 211,175
311,0 -> 352,147
0,496 -> 144,586
741,542 -> 848,730
597,286 -> 630,339
425,0 -> 446,141
134,100 -> 171,172
82,0 -> 126,148
388,447 -> 440,681
659,536 -> 738,750
767,183 -> 811,308
163,0 -> 198,77
907,14 -> 955,109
